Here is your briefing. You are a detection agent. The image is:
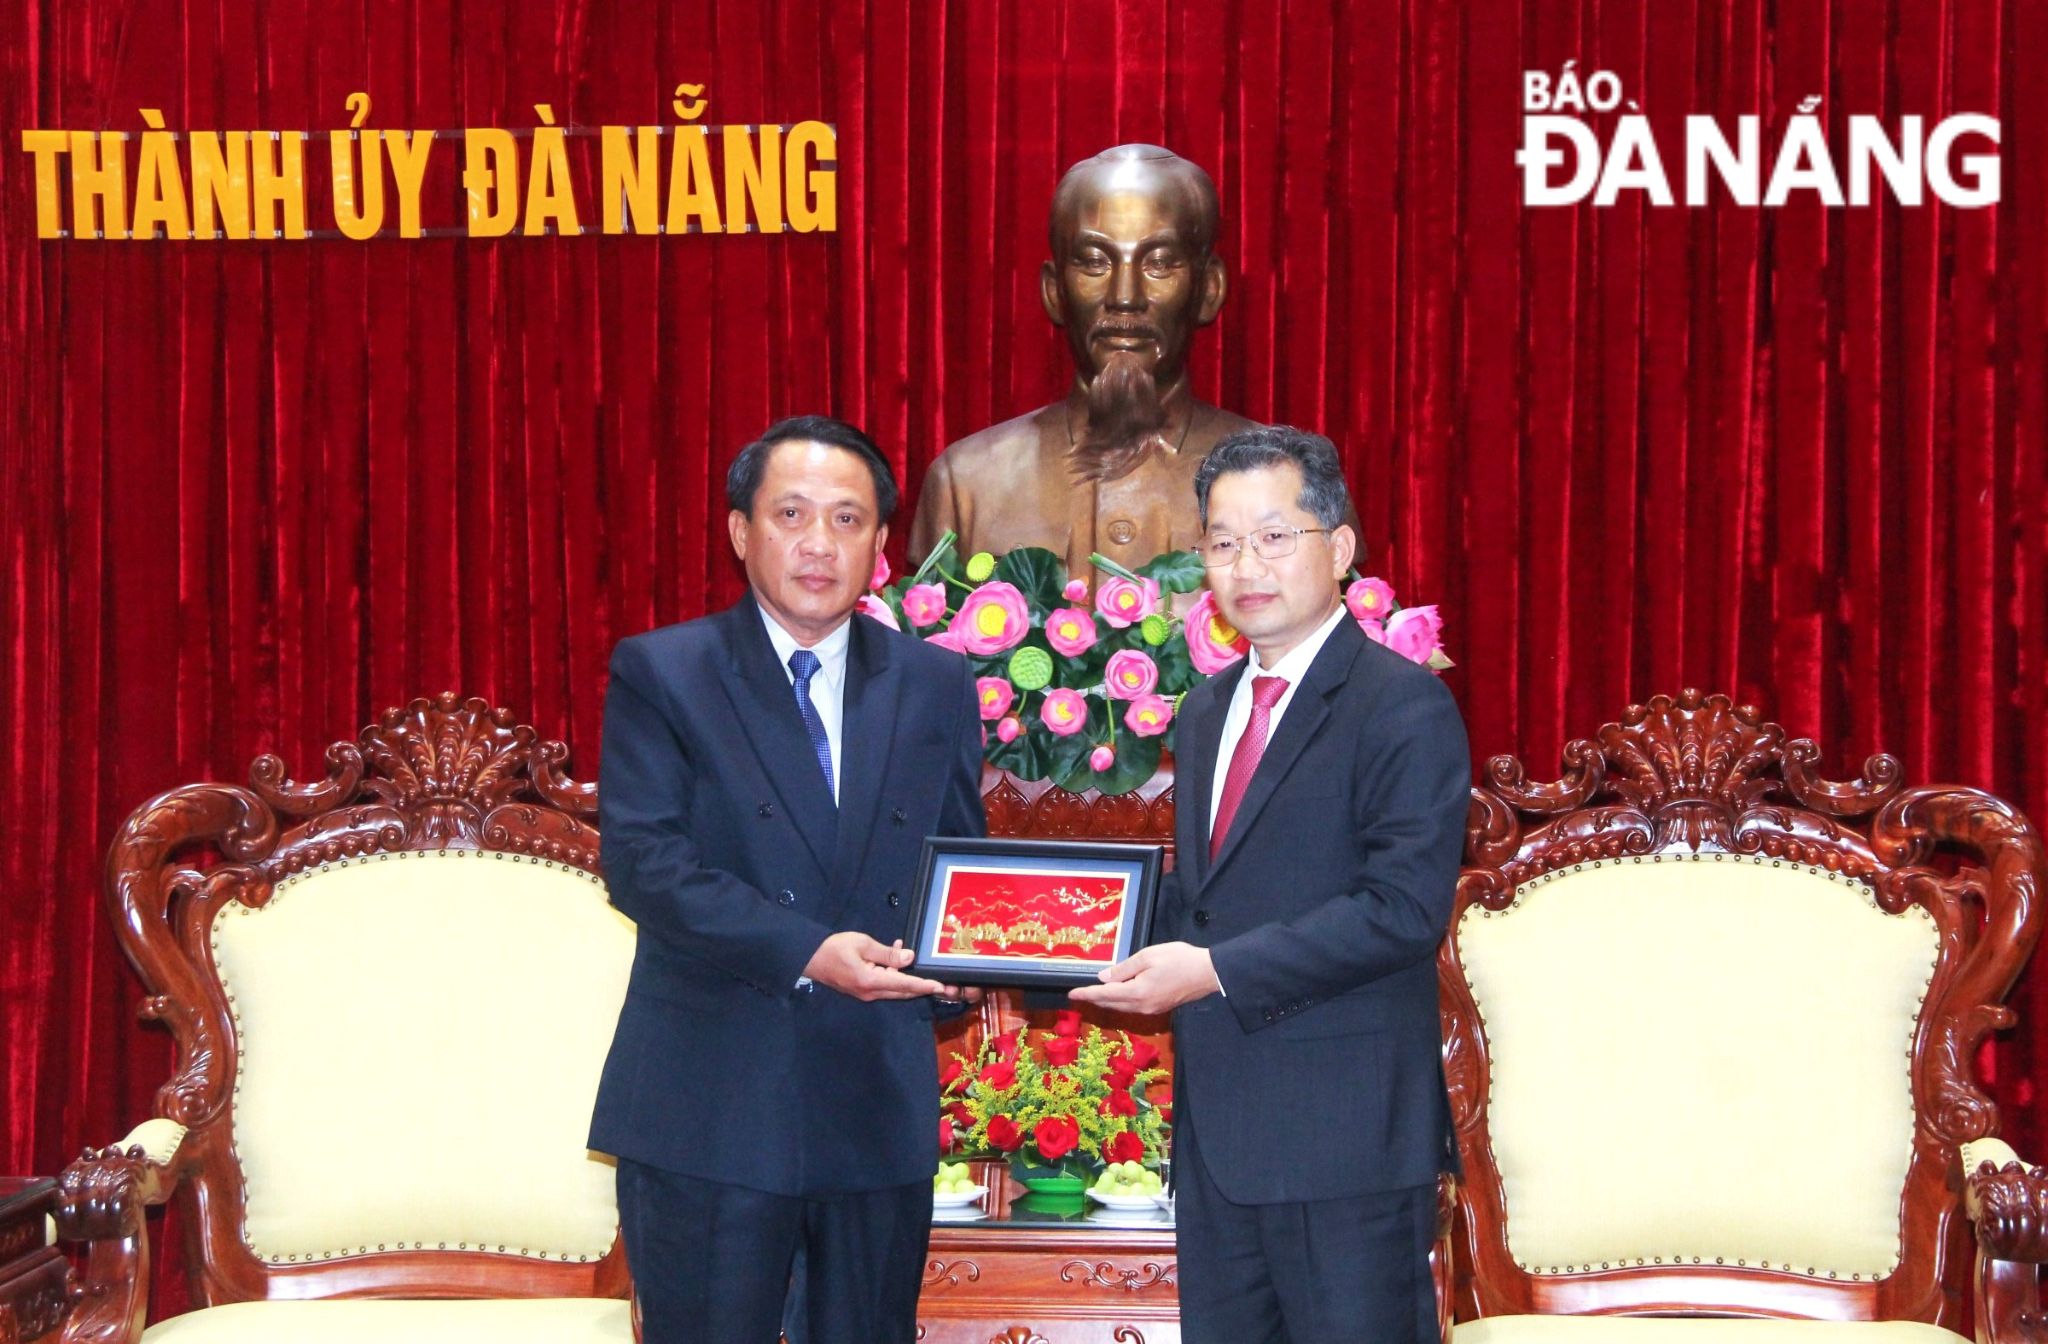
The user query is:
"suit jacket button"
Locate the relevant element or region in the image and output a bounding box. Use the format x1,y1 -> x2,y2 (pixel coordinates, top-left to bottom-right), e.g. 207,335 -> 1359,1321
886,892 -> 902,908
758,803 -> 775,818
1193,909 -> 1211,927
778,889 -> 796,906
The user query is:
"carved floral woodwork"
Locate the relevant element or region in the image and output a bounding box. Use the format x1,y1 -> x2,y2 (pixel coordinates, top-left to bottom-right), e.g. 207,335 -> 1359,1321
1443,690 -> 2045,1337
980,763 -> 1176,845
1971,1159 -> 2048,1264
1969,1157 -> 2048,1344
55,695 -> 626,1344
917,1219 -> 1179,1343
1057,1259 -> 1176,1293
50,1143 -> 172,1344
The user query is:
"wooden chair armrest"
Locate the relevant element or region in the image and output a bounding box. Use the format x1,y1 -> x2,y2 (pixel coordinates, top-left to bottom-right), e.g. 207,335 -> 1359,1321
1964,1138 -> 2048,1344
54,1121 -> 187,1344
1966,1138 -> 2048,1263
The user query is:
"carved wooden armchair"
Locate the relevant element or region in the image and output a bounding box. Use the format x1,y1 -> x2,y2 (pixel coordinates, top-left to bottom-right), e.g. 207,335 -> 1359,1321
55,696 -> 636,1344
1440,692 -> 2046,1344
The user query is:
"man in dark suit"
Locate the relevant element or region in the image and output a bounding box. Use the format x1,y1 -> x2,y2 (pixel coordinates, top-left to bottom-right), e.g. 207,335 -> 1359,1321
1072,426 -> 1469,1343
589,416 -> 987,1344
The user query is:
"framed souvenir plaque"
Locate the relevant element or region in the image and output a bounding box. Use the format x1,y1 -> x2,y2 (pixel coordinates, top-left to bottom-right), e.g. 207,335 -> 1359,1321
903,836 -> 1165,989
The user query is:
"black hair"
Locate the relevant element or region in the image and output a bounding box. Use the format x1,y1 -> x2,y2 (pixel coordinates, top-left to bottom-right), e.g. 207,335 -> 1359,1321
1194,425 -> 1352,530
725,415 -> 899,521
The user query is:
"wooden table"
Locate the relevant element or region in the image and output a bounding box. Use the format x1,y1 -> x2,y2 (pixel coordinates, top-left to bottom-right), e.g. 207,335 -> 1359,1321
916,1162 -> 1180,1344
0,1178 -> 67,1344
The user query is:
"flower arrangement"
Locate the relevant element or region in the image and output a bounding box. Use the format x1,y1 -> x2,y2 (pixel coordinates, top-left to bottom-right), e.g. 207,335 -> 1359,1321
863,531 -> 1450,795
940,1009 -> 1173,1183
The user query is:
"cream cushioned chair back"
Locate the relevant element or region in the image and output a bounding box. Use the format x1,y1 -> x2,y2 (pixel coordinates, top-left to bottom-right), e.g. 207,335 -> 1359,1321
210,850 -> 633,1264
1455,854 -> 1938,1281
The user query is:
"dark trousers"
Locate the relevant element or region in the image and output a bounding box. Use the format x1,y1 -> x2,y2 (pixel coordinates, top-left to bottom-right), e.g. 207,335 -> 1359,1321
1173,1113 -> 1440,1344
617,1158 -> 932,1344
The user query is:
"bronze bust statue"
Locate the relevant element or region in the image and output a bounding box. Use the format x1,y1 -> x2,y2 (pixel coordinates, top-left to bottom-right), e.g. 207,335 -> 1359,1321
912,145 -> 1259,578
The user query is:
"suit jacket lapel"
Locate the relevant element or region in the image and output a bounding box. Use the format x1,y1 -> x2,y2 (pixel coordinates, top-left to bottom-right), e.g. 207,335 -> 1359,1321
1203,618 -> 1366,886
821,614 -> 900,921
1174,662 -> 1241,894
720,595 -> 839,877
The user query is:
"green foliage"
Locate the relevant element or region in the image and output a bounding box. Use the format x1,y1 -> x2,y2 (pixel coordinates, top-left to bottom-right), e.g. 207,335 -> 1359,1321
991,547 -> 1068,613
941,1023 -> 1173,1171
1138,548 -> 1207,595
1056,731 -> 1162,796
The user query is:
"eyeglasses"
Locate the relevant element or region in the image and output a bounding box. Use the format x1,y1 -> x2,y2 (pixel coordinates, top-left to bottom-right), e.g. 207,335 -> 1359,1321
1196,526 -> 1332,567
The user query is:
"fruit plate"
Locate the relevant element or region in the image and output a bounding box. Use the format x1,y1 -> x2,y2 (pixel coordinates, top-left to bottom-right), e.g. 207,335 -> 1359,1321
931,1206 -> 989,1224
1086,1188 -> 1163,1210
931,1186 -> 988,1208
1084,1205 -> 1171,1228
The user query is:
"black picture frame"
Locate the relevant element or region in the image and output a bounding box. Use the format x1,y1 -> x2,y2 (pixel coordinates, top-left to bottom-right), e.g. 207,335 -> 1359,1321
902,836 -> 1165,989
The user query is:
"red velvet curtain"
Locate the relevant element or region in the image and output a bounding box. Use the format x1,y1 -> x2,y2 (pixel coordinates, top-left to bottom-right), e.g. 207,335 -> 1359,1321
4,0 -> 2044,1291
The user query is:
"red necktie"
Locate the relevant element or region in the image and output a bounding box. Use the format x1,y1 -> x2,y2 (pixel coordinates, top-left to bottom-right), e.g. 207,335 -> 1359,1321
1211,675 -> 1289,861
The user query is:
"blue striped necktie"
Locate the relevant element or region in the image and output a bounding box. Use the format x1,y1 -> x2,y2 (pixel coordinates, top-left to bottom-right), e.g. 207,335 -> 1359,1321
787,648 -> 836,800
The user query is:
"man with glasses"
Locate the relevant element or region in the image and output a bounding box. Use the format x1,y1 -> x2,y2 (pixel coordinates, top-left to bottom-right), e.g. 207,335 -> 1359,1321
1072,426 -> 1470,1343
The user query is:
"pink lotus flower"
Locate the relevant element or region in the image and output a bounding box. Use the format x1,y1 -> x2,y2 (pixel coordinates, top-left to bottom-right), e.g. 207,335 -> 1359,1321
996,715 -> 1023,744
1345,577 -> 1397,623
857,594 -> 900,629
901,582 -> 949,628
1124,694 -> 1173,737
1044,607 -> 1099,657
1040,688 -> 1088,737
1384,605 -> 1443,664
1358,617 -> 1388,644
976,677 -> 1015,721
951,581 -> 1031,655
1064,579 -> 1089,603
1089,744 -> 1116,772
1094,575 -> 1162,629
1185,590 -> 1249,674
870,552 -> 892,592
925,627 -> 969,654
1104,649 -> 1159,700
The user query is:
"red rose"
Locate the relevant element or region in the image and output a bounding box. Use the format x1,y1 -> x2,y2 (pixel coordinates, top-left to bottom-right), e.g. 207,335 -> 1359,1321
1131,1037 -> 1162,1071
1034,1115 -> 1081,1161
940,1058 -> 964,1090
991,1028 -> 1023,1059
946,1101 -> 977,1129
1104,1131 -> 1145,1165
1103,1051 -> 1139,1090
1150,1084 -> 1173,1125
940,1117 -> 954,1152
1044,1035 -> 1081,1066
1053,1009 -> 1084,1038
1100,1088 -> 1138,1118
980,1059 -> 1018,1092
986,1115 -> 1025,1152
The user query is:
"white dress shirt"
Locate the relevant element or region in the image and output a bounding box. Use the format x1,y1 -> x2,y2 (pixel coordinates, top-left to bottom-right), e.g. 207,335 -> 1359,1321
758,604 -> 850,807
1207,603 -> 1349,832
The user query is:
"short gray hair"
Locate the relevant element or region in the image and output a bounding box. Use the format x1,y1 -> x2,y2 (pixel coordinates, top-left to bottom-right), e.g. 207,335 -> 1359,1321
1194,426 -> 1352,531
